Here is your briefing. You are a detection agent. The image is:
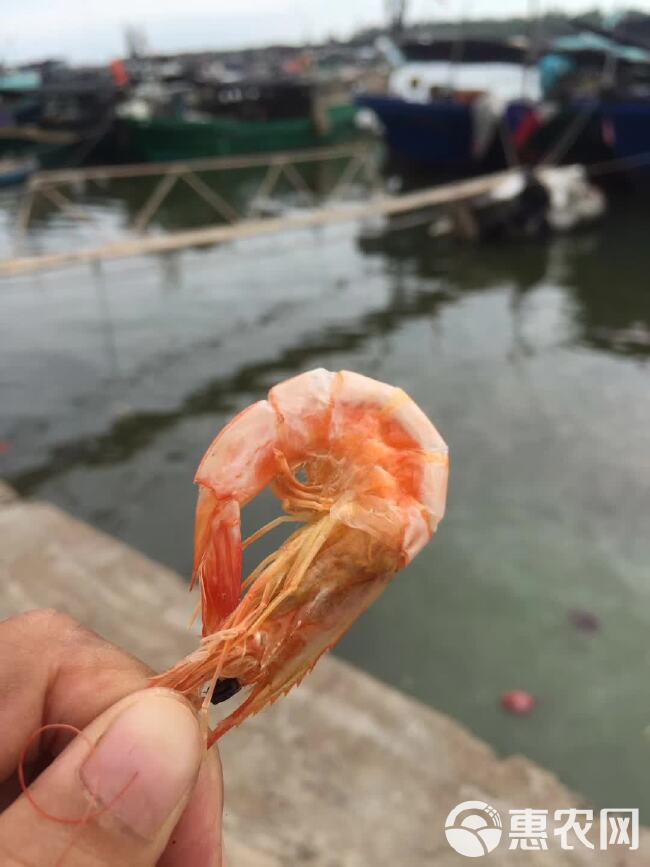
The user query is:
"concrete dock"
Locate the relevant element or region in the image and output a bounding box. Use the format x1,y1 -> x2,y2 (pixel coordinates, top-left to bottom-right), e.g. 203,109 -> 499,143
0,480 -> 646,865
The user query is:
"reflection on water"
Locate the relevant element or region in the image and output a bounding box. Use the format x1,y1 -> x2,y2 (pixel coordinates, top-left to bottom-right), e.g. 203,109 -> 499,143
1,184 -> 650,816
359,207 -> 650,360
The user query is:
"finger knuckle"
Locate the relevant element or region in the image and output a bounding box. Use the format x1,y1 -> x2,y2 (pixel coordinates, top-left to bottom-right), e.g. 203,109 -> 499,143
21,607 -> 80,636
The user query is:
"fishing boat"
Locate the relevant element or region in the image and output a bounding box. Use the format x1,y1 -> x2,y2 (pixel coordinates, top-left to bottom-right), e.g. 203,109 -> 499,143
118,79 -> 359,162
356,38 -> 537,175
507,15 -> 650,173
122,105 -> 358,162
0,62 -> 121,166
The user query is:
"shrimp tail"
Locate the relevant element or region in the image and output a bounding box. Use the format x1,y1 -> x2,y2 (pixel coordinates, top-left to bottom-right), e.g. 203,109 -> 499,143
192,490 -> 242,635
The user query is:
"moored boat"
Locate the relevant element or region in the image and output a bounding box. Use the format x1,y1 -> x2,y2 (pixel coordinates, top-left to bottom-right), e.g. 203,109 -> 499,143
0,60 -> 123,167
356,38 -> 537,176
508,18 -> 650,174
121,103 -> 359,162
116,77 -> 360,162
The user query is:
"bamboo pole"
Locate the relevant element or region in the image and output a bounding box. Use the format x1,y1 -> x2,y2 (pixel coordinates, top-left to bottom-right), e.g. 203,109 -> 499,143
14,192 -> 35,251
39,185 -> 91,221
181,172 -> 240,223
133,172 -> 180,233
329,153 -> 364,198
1,170 -> 521,278
253,162 -> 284,202
28,143 -> 371,189
281,162 -> 312,197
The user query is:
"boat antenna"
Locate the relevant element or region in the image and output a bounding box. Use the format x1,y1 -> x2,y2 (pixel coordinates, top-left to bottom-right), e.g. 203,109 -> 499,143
522,0 -> 543,98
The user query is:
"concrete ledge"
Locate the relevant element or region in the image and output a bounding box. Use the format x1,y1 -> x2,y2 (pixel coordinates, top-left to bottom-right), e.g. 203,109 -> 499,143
0,480 -> 18,506
0,494 -> 646,865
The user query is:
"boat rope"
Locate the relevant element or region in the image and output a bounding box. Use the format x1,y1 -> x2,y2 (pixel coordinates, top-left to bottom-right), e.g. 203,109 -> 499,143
538,103 -> 599,167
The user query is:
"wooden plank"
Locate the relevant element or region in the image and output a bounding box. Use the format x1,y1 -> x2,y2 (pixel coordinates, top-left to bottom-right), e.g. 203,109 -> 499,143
28,143 -> 371,188
1,170 -> 518,278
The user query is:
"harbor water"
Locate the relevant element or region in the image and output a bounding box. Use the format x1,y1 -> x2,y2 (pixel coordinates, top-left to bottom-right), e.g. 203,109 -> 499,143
1,182 -> 649,817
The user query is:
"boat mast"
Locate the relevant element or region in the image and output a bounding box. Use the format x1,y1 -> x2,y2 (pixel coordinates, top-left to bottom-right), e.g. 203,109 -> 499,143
447,0 -> 468,94
385,0 -> 408,37
522,0 -> 542,97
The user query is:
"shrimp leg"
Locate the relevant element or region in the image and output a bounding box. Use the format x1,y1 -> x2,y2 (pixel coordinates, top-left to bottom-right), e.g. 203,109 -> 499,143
207,571 -> 391,744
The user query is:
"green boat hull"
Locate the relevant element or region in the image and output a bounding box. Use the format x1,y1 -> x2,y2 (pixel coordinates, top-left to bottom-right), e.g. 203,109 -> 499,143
124,104 -> 359,162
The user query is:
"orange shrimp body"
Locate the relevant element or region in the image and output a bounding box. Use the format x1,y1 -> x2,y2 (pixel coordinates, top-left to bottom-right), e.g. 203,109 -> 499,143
153,369 -> 448,744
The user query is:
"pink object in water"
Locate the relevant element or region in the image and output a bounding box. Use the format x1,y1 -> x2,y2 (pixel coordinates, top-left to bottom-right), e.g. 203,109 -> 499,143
501,690 -> 536,716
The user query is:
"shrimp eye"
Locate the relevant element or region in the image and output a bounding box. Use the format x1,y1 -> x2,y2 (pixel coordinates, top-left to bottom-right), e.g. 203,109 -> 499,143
210,677 -> 242,705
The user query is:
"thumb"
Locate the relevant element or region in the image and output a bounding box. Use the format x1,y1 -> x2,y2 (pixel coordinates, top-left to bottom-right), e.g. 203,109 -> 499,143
1,688 -> 204,867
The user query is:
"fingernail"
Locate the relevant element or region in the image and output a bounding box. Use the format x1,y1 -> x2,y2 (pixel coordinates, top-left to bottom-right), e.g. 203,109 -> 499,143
81,692 -> 202,838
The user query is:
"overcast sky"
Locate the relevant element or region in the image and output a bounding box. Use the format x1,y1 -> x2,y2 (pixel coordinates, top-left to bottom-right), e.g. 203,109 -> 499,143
2,0 -> 633,65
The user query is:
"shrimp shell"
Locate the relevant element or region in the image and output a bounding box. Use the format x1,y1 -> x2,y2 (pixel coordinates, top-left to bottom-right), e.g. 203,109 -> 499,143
152,369 -> 448,744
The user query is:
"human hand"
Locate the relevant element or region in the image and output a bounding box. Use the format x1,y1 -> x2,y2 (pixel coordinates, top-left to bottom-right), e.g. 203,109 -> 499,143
0,610 -> 223,866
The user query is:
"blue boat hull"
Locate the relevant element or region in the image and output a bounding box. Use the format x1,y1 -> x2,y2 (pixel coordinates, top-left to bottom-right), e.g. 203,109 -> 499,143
603,101 -> 650,164
507,98 -> 650,173
356,95 -> 475,170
